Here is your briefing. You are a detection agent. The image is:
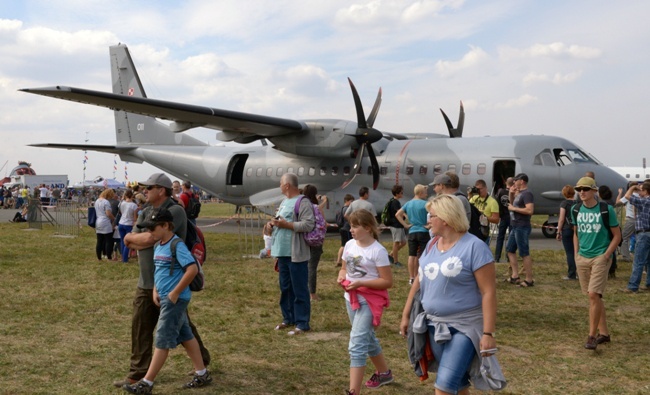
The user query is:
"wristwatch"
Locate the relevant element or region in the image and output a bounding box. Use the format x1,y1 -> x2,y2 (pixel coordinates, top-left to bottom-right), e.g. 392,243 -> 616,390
483,332 -> 495,337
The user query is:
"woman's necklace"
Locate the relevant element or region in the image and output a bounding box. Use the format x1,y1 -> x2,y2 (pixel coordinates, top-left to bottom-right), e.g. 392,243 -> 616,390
438,235 -> 462,253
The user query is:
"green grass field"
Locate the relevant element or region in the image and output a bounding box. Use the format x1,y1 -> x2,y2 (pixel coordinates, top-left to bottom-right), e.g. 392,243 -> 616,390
1,204 -> 650,394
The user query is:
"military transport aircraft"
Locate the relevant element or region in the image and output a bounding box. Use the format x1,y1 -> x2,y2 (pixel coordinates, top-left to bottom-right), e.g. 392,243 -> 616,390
21,43 -> 626,233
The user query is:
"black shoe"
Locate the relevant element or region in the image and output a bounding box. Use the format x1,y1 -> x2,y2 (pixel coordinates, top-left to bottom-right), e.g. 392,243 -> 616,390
596,334 -> 611,344
584,336 -> 598,350
388,256 -> 394,264
184,370 -> 213,389
123,380 -> 153,394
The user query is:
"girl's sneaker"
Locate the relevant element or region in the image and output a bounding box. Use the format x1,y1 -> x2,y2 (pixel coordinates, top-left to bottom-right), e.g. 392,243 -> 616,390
365,370 -> 394,389
184,370 -> 213,389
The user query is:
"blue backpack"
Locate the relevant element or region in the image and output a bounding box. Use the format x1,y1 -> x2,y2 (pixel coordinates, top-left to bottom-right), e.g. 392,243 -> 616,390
294,196 -> 326,247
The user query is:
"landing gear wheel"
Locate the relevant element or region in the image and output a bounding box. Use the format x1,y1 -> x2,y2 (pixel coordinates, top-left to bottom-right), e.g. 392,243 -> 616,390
542,221 -> 557,238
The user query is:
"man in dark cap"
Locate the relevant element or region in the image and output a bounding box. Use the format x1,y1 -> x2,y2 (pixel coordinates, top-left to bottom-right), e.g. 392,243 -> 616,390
114,173 -> 210,388
506,173 -> 535,287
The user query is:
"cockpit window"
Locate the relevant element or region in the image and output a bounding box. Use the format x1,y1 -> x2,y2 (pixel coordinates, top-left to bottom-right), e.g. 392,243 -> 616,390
534,148 -> 599,167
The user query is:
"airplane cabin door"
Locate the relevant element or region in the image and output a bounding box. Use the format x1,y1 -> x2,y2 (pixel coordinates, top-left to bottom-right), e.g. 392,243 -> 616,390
492,160 -> 516,194
226,154 -> 248,197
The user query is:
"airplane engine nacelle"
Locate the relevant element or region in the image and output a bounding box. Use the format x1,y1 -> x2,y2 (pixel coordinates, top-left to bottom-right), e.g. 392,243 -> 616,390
269,119 -> 364,159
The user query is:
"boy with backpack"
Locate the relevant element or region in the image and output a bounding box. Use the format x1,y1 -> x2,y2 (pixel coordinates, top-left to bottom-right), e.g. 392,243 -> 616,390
122,207 -> 211,393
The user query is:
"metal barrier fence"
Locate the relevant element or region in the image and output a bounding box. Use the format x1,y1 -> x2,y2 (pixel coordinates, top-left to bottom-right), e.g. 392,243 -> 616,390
236,205 -> 276,259
27,198 -> 85,237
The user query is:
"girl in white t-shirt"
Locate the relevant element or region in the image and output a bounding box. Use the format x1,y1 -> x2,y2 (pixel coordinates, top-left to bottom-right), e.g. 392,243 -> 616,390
337,209 -> 394,395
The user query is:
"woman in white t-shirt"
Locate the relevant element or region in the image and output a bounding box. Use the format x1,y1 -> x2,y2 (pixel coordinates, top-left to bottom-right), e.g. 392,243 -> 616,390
117,189 -> 139,263
337,209 -> 394,395
94,188 -> 116,261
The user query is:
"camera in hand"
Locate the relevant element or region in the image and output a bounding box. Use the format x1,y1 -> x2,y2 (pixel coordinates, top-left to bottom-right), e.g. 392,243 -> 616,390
469,186 -> 479,194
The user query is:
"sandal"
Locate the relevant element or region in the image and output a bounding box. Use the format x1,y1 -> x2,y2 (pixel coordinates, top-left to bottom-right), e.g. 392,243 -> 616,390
274,322 -> 291,330
519,280 -> 535,288
505,276 -> 520,285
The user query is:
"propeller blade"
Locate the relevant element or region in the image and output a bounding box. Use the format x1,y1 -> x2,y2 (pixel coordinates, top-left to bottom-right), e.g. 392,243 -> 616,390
348,78 -> 367,129
366,87 -> 382,128
439,100 -> 465,138
367,144 -> 380,190
341,143 -> 366,189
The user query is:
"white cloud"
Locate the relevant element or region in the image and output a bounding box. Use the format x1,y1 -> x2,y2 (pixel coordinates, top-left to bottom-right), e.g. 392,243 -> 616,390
494,94 -> 538,109
500,42 -> 602,60
435,45 -> 488,76
523,71 -> 583,86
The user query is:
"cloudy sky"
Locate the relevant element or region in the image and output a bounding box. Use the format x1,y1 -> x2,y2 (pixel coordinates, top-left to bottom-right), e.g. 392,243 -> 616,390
1,0 -> 649,183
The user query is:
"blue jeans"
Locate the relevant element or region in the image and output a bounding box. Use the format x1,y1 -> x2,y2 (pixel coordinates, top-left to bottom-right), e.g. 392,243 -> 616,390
506,225 -> 531,257
346,296 -> 382,368
278,257 -> 311,330
428,325 -> 475,394
494,216 -> 510,262
627,232 -> 650,291
118,224 -> 133,263
561,227 -> 576,279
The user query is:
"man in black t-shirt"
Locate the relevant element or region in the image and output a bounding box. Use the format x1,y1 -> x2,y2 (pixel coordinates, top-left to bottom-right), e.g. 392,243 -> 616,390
387,185 -> 406,266
494,177 -> 513,262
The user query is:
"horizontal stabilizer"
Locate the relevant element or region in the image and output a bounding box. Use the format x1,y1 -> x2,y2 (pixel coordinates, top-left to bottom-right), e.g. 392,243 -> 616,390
29,143 -> 128,154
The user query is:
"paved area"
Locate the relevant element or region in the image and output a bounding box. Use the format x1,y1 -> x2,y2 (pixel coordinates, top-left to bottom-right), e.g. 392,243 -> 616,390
1,207 -> 562,251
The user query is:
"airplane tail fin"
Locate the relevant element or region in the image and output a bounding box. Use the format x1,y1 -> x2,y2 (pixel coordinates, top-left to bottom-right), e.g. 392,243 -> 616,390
110,44 -> 206,147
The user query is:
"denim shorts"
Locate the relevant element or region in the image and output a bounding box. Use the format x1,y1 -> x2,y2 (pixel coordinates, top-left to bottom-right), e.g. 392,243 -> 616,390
155,297 -> 194,349
505,225 -> 531,257
428,325 -> 475,393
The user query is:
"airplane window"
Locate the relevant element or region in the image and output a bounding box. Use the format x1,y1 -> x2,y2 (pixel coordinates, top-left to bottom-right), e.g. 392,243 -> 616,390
477,163 -> 486,175
276,168 -> 283,177
534,149 -> 556,167
406,165 -> 414,175
553,149 -> 572,166
309,167 -> 315,176
447,164 -> 456,172
419,165 -> 428,175
380,167 -> 387,175
256,168 -> 263,177
462,163 -> 471,175
298,167 -> 305,176
625,174 -> 630,178
343,166 -> 350,176
635,174 -> 640,179
320,167 -> 327,176
266,168 -> 273,177
332,167 -> 339,176
246,168 -> 252,177
565,148 -> 597,164
434,164 -> 442,175
288,167 -> 294,174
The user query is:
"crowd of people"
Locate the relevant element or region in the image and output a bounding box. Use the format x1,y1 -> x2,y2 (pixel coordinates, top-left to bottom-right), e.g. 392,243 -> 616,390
27,167 -> 644,393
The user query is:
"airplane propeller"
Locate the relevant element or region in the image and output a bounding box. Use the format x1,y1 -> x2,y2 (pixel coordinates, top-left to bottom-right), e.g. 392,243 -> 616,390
341,78 -> 383,190
440,101 -> 465,138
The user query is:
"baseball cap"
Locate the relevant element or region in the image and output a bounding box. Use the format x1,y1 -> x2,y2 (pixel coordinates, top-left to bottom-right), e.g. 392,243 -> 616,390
575,176 -> 597,190
137,207 -> 174,229
513,173 -> 529,183
430,174 -> 452,186
139,173 -> 172,189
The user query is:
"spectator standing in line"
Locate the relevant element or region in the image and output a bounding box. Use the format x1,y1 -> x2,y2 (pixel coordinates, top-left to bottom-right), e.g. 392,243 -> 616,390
622,181 -> 650,293
336,194 -> 355,267
616,182 -> 638,262
468,179 -> 500,244
115,173 -> 210,388
39,184 -> 50,205
556,185 -> 577,280
118,189 -> 139,263
345,186 -> 377,221
506,173 -> 535,287
386,185 -> 407,267
269,173 -> 315,335
94,188 -> 116,261
395,184 -> 430,285
172,180 -> 183,205
179,181 -> 198,225
570,177 -> 620,350
494,177 -> 513,262
303,184 -> 327,301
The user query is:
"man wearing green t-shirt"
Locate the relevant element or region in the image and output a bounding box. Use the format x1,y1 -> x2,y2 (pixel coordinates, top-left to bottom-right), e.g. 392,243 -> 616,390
571,177 -> 621,351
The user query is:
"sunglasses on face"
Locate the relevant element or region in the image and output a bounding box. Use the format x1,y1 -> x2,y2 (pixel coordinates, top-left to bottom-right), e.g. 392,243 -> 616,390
575,187 -> 593,192
146,186 -> 159,191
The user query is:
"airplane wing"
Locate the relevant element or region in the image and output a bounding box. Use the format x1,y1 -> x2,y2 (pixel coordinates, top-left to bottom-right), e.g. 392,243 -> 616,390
20,86 -> 307,141
28,143 -> 128,154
